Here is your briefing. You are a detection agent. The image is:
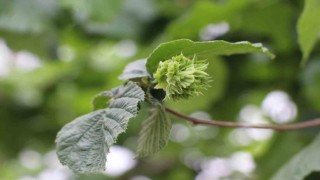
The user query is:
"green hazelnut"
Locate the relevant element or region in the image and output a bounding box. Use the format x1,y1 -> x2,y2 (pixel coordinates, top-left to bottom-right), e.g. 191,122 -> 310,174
153,54 -> 210,100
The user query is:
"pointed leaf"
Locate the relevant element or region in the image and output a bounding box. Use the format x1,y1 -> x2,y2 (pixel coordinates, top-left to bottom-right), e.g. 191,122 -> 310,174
119,59 -> 151,80
137,103 -> 171,157
56,82 -> 145,174
146,39 -> 275,73
272,133 -> 320,180
297,0 -> 320,64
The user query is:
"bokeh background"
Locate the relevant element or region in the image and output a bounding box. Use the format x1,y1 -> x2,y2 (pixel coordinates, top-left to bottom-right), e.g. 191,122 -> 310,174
0,0 -> 320,180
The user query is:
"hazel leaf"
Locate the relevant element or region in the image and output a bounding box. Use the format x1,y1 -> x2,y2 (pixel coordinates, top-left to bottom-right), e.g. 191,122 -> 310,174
56,82 -> 145,174
137,102 -> 171,157
146,39 -> 275,74
119,59 -> 151,80
272,133 -> 320,180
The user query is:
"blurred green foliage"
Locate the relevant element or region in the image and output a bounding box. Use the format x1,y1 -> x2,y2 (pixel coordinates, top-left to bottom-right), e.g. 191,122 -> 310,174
0,0 -> 320,180
297,0 -> 320,63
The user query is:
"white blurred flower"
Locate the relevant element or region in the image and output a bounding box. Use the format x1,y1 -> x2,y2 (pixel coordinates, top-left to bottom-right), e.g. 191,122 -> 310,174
262,91 -> 297,123
197,158 -> 232,180
0,39 -> 41,77
15,51 -> 41,72
19,149 -> 42,170
240,105 -> 273,142
38,168 -> 72,180
170,123 -> 190,143
196,152 -> 256,180
0,39 -> 13,77
245,128 -> 273,141
229,151 -> 255,175
105,146 -> 137,177
115,39 -> 137,58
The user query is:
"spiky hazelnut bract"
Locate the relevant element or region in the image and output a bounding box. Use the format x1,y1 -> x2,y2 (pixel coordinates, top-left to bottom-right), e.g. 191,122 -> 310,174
153,54 -> 210,100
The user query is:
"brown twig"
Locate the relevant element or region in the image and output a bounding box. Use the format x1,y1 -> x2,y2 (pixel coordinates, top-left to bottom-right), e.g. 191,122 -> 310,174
165,107 -> 320,131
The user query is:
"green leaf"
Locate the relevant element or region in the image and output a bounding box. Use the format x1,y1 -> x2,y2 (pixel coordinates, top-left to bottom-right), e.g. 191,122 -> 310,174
146,39 -> 275,74
137,102 -> 171,157
271,133 -> 320,180
297,0 -> 320,64
56,82 -> 145,174
167,0 -> 250,39
118,59 -> 151,80
301,59 -> 320,110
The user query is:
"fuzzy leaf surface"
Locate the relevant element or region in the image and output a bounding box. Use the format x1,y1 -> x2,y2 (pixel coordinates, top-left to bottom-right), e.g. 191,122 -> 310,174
119,59 -> 151,80
146,39 -> 275,73
137,103 -> 171,157
56,82 -> 144,174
